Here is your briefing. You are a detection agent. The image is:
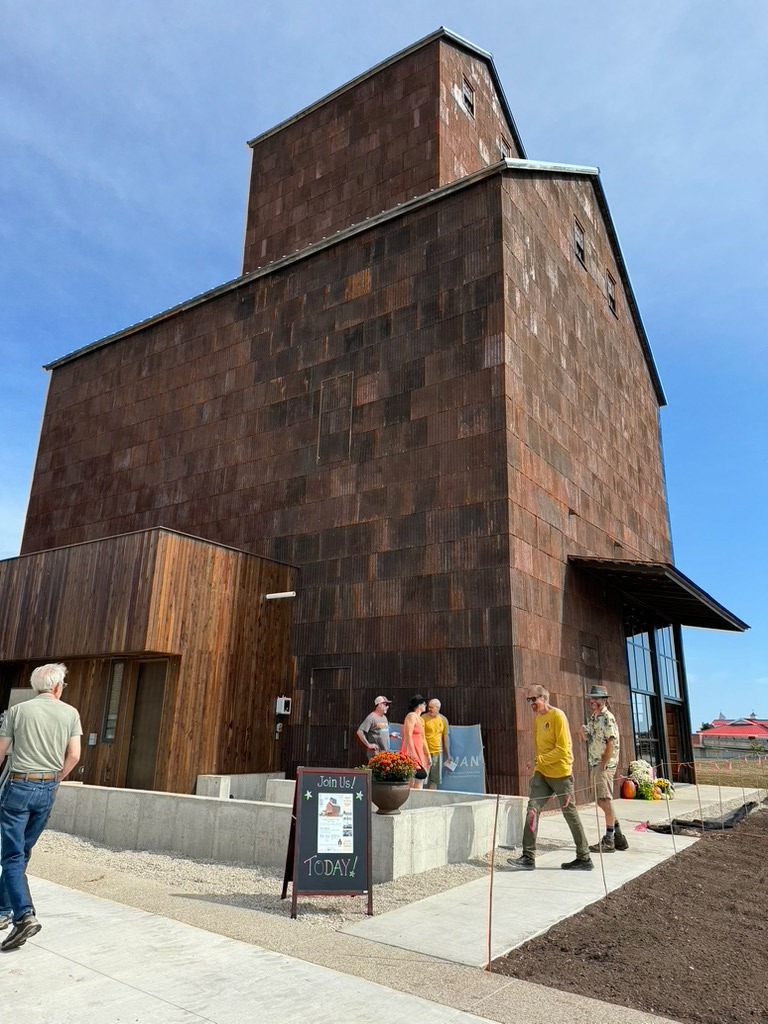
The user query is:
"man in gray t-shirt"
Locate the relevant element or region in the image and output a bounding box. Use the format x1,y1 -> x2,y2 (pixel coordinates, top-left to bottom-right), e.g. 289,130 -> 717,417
355,696 -> 398,758
0,663 -> 82,951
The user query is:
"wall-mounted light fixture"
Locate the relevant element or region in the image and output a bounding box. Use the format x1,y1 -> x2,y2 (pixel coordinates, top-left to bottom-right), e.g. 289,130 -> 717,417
265,591 -> 297,600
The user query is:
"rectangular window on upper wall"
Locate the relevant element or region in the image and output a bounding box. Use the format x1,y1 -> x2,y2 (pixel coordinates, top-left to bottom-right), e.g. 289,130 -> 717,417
499,134 -> 512,159
573,219 -> 586,265
606,271 -> 617,315
632,691 -> 653,739
462,77 -> 475,118
626,633 -> 654,693
655,626 -> 681,701
102,660 -> 124,743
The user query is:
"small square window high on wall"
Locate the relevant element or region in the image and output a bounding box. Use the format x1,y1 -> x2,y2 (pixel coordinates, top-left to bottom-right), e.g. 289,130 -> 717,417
462,77 -> 475,118
573,219 -> 586,265
606,271 -> 617,315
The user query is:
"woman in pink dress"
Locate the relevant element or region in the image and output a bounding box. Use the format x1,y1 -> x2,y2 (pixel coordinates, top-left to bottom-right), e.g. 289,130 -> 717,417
400,695 -> 430,790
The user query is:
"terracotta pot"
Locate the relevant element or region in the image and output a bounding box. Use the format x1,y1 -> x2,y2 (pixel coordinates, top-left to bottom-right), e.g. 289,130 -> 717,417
621,779 -> 637,800
370,780 -> 412,815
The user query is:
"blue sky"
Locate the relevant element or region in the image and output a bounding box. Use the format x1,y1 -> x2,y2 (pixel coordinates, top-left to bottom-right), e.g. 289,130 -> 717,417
1,1 -> 765,727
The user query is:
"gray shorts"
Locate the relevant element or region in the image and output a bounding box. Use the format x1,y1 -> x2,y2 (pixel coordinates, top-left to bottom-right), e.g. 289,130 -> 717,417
427,753 -> 441,787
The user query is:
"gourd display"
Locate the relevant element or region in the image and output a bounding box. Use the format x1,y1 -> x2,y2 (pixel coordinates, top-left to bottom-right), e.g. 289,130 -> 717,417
621,779 -> 637,799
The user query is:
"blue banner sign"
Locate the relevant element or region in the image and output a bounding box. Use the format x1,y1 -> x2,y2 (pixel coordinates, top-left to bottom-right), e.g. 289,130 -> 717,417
388,723 -> 485,793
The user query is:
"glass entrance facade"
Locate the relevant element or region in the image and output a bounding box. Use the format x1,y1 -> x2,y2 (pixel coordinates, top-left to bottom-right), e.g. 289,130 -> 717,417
625,625 -> 687,779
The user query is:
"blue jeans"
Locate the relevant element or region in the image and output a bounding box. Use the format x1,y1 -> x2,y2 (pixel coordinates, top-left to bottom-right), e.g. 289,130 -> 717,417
0,779 -> 59,920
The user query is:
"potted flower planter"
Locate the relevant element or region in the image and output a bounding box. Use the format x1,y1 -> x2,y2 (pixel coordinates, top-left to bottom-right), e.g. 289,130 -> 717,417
364,752 -> 416,814
370,780 -> 411,815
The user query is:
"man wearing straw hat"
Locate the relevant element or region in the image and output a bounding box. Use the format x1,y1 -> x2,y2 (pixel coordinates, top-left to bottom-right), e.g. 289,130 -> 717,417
581,685 -> 628,853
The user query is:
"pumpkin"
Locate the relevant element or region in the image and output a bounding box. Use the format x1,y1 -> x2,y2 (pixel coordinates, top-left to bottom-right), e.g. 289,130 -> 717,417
652,787 -> 662,800
621,779 -> 637,800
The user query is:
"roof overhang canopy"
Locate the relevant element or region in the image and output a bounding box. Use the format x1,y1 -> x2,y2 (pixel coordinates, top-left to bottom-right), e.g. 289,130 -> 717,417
570,558 -> 749,633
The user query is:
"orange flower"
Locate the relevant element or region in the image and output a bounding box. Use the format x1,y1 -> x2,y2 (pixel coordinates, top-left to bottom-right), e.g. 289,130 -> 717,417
364,751 -> 416,782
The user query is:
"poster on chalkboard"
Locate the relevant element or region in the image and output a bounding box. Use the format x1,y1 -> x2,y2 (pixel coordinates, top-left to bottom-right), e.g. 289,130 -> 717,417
282,767 -> 372,918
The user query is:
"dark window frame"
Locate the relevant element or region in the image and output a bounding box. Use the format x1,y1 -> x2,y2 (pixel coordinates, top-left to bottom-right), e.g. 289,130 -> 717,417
101,659 -> 125,744
606,270 -> 617,316
655,626 -> 682,701
573,219 -> 586,265
462,77 -> 475,118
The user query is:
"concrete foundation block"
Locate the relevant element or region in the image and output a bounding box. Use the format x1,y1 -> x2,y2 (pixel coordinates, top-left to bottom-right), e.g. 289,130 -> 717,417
196,775 -> 231,799
229,772 -> 285,801
370,812 -> 395,882
265,778 -> 296,804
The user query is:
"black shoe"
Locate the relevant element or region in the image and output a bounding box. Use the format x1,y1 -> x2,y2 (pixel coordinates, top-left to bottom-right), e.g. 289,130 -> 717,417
614,829 -> 629,851
589,835 -> 615,853
561,857 -> 594,871
506,855 -> 536,870
1,914 -> 41,951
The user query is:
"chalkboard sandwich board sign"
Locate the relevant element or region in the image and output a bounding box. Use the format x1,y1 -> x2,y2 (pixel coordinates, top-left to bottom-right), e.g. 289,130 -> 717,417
282,767 -> 373,919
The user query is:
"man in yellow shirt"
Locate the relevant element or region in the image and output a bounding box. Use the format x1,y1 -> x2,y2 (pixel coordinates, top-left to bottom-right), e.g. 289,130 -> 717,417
507,684 -> 592,871
422,699 -> 450,789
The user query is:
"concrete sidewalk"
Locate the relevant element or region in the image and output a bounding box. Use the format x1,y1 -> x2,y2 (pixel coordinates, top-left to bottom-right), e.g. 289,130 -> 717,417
3,877 -> 677,1024
3,879 -> 499,1024
6,785 -> 757,1024
343,784 -> 723,966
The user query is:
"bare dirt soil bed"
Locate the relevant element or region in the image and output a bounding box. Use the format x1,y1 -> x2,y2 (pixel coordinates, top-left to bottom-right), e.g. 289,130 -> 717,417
491,809 -> 768,1024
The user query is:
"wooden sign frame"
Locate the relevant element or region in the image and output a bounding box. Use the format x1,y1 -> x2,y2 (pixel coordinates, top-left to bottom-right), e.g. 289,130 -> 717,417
281,767 -> 373,919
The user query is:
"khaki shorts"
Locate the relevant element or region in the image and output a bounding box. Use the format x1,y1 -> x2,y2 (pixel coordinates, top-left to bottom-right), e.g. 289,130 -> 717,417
589,765 -> 616,801
427,753 -> 441,788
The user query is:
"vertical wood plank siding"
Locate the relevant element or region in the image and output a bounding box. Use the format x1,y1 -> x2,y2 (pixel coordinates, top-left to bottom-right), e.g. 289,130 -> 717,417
0,529 -> 295,792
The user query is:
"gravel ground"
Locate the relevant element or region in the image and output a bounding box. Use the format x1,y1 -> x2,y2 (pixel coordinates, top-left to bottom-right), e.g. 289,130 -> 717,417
35,829 -> 493,928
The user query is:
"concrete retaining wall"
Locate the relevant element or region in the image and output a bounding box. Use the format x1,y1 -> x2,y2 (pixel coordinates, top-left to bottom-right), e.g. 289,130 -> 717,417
50,781 -> 526,883
50,784 -> 292,870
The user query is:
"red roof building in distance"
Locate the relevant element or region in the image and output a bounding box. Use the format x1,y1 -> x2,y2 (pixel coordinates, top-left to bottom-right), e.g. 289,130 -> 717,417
693,713 -> 768,758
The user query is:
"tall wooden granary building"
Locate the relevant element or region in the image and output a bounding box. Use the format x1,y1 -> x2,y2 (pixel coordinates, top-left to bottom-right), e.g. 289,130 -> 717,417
0,29 -> 746,794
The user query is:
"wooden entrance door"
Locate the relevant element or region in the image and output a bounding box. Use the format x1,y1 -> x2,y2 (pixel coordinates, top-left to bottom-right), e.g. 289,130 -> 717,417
665,703 -> 684,782
125,660 -> 167,790
304,667 -> 353,768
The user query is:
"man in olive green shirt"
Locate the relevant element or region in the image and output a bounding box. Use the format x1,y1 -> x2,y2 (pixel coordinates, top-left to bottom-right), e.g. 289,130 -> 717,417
0,663 -> 81,951
507,685 -> 592,871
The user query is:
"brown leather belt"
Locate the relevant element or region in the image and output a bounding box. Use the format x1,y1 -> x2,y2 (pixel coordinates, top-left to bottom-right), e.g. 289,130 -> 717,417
9,772 -> 60,781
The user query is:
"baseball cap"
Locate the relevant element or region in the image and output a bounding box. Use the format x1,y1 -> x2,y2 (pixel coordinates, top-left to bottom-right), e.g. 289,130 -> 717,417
374,695 -> 391,706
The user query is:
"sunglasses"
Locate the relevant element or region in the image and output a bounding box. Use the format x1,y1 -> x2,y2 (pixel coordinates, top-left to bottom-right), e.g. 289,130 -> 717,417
526,696 -> 540,704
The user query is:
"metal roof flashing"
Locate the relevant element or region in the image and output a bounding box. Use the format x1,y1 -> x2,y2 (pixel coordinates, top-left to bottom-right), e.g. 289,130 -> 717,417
571,557 -> 749,633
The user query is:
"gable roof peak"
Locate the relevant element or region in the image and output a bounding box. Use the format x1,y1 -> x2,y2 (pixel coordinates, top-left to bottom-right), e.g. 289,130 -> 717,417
246,26 -> 526,158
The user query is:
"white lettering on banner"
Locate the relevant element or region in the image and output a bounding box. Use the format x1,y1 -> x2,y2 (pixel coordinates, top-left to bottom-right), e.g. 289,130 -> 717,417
303,855 -> 358,878
457,755 -> 481,768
